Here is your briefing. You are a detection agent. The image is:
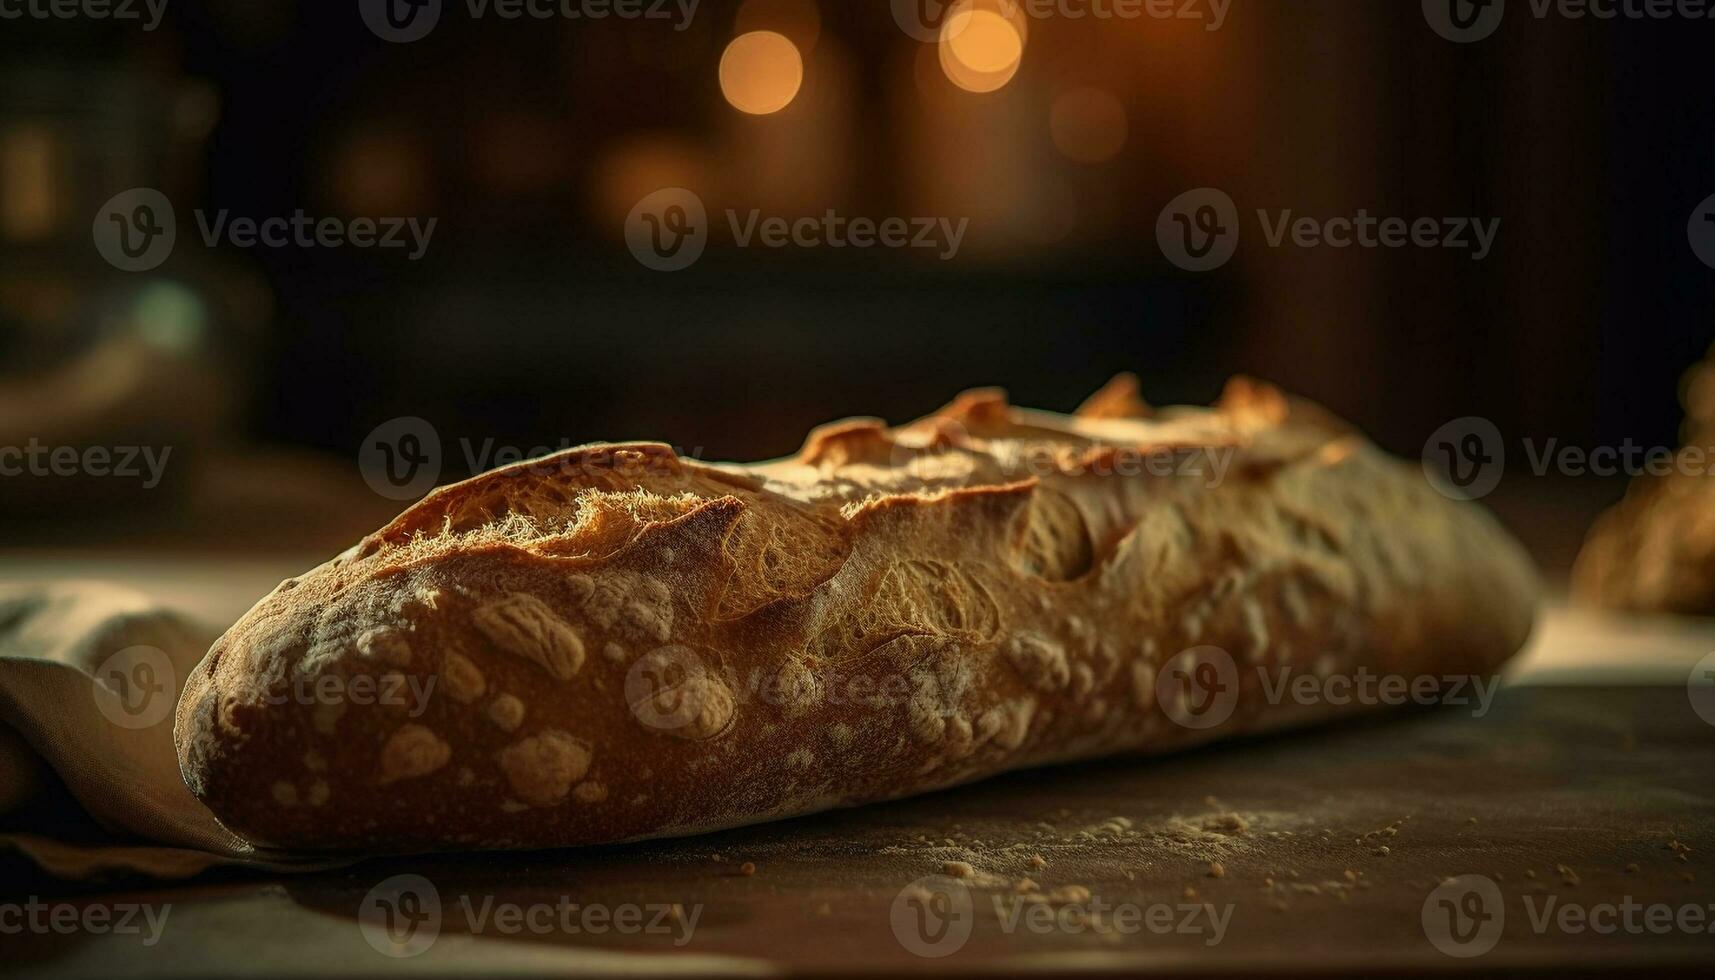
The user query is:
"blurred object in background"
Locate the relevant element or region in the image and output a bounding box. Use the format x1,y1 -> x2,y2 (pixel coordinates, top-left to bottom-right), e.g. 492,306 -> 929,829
0,0 -> 1708,571
0,57 -> 396,552
0,65 -> 249,514
1574,342 -> 1715,613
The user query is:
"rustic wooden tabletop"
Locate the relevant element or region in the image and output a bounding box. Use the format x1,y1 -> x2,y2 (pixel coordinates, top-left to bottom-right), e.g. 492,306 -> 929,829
6,682 -> 1711,978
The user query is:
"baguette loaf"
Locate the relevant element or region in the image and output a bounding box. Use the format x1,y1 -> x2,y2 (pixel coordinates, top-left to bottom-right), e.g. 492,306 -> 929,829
175,377 -> 1540,851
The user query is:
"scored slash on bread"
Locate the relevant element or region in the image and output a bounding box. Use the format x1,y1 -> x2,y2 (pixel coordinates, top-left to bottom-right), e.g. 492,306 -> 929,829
174,376 -> 1540,852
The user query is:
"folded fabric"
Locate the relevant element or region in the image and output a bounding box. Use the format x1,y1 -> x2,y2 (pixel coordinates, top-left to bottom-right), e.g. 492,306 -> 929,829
0,581 -> 340,878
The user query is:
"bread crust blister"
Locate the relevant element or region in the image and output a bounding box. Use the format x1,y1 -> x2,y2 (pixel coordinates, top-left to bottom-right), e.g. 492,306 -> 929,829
174,377 -> 1540,851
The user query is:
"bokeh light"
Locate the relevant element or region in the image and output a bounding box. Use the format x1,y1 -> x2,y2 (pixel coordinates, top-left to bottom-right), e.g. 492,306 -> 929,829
1050,87 -> 1129,163
329,128 -> 432,217
720,31 -> 805,115
938,5 -> 1024,94
589,132 -> 705,228
0,125 -> 56,241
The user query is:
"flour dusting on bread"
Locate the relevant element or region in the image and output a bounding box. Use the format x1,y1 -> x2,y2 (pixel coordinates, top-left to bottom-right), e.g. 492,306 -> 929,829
174,377 -> 1539,851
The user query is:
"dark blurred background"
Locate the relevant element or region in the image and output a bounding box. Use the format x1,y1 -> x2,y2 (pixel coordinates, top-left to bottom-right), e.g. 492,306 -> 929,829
1,0 -> 1711,571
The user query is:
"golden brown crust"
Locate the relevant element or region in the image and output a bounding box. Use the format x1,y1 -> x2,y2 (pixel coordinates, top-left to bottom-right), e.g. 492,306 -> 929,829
174,377 -> 1540,852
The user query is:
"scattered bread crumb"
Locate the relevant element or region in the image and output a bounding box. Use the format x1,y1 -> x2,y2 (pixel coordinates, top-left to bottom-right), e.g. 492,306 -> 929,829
1208,861 -> 1226,879
1183,886 -> 1198,900
740,861 -> 757,876
1374,846 -> 1390,857
1048,885 -> 1091,904
1205,812 -> 1250,835
944,861 -> 974,879
1030,853 -> 1048,870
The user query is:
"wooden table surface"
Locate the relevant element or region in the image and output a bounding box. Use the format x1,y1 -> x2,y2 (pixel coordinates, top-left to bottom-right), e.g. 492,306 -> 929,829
6,683 -> 1712,978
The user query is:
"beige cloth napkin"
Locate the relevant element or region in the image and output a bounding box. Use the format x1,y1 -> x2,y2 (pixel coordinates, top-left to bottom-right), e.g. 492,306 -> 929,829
0,581 -> 340,878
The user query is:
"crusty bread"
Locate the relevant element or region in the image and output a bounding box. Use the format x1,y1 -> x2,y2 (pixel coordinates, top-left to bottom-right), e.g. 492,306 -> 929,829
175,377 -> 1540,852
1574,345 -> 1715,613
